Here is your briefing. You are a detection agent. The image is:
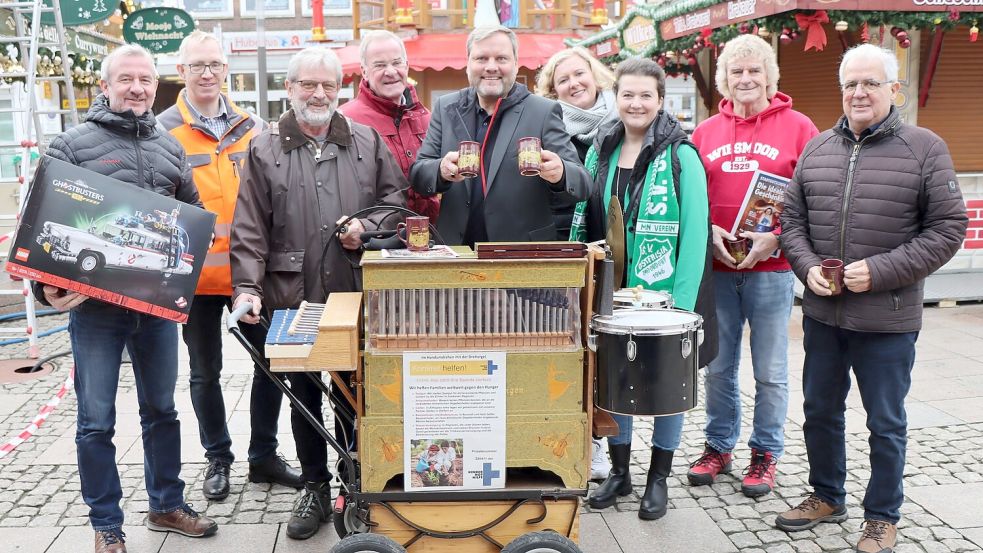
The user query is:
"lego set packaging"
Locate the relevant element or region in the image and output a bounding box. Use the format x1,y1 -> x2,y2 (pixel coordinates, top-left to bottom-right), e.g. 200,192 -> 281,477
5,156 -> 216,323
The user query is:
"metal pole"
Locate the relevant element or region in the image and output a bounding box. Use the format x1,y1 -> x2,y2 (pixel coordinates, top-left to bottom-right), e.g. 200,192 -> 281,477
256,0 -> 268,120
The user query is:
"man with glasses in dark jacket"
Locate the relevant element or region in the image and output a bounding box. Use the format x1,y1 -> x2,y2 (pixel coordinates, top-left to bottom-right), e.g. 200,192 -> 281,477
37,44 -> 218,553
778,44 -> 967,553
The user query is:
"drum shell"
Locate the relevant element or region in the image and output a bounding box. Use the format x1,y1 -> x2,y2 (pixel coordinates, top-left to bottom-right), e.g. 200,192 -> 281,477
591,313 -> 700,417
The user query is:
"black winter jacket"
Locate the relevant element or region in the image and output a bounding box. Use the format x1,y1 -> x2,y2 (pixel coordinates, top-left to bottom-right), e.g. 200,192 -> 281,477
781,107 -> 967,332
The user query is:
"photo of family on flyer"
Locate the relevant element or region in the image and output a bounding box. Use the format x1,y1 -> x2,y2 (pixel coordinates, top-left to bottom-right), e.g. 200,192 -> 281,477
410,439 -> 465,488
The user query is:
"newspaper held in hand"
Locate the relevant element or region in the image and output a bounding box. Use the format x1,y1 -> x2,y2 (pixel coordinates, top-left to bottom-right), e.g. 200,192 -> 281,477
730,169 -> 791,259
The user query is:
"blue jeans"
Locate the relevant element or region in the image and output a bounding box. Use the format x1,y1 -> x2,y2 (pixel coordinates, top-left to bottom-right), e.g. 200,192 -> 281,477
609,413 -> 684,451
182,295 -> 283,464
802,316 -> 917,524
70,302 -> 186,531
704,270 -> 793,456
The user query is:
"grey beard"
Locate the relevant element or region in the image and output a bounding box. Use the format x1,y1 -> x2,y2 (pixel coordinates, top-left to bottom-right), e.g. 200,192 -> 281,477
292,98 -> 336,126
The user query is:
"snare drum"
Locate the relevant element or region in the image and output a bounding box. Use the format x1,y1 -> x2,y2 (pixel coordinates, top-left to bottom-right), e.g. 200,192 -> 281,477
589,308 -> 703,416
612,288 -> 673,310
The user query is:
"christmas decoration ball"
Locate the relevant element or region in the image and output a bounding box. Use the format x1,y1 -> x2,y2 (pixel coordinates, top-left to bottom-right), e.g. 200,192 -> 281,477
835,20 -> 849,32
757,27 -> 771,38
779,33 -> 792,45
739,23 -> 749,33
896,30 -> 908,41
688,56 -> 698,66
890,26 -> 902,36
899,38 -> 911,48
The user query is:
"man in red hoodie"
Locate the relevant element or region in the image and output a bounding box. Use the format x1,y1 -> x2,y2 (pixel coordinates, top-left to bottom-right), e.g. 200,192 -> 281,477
689,34 -> 818,498
339,30 -> 438,220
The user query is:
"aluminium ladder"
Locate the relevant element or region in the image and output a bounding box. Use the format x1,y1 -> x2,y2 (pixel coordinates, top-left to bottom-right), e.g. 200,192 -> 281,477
0,0 -> 80,357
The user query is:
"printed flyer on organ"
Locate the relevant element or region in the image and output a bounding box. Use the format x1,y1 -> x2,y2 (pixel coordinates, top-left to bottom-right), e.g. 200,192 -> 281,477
403,351 -> 507,492
5,156 -> 216,323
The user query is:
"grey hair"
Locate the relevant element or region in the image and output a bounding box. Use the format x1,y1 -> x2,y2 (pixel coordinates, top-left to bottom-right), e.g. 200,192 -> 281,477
359,30 -> 407,66
467,25 -> 518,59
839,44 -> 899,84
287,46 -> 343,84
100,44 -> 158,82
715,34 -> 780,100
178,30 -> 226,65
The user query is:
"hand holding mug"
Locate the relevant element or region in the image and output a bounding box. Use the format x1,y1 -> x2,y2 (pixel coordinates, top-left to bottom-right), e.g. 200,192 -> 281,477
440,151 -> 465,182
538,149 -> 564,184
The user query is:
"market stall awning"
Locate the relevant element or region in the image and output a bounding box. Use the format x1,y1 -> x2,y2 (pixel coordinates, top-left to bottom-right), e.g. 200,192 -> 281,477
336,33 -> 576,77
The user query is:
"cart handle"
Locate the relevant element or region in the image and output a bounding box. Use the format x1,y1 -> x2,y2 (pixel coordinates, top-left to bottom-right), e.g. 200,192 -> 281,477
228,300 -> 255,332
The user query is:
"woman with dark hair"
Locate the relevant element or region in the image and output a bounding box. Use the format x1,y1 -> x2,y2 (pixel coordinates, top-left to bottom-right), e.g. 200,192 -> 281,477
570,57 -> 717,521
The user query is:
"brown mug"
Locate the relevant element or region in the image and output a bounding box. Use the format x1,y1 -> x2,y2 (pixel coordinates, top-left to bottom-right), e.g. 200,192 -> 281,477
821,258 -> 844,296
517,136 -> 542,177
725,237 -> 750,263
397,216 -> 430,252
457,141 -> 480,178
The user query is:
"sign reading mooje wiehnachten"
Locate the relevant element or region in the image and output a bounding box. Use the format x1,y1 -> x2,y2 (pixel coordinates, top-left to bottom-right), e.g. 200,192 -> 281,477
123,8 -> 195,54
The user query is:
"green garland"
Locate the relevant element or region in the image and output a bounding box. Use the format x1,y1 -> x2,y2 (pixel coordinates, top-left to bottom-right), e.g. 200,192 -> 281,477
573,8 -> 981,74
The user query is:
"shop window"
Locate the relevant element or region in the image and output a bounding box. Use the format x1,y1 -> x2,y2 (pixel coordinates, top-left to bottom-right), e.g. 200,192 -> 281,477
175,0 -> 234,18
232,72 -> 257,93
240,0 -> 295,17
0,97 -> 16,179
267,73 -> 287,91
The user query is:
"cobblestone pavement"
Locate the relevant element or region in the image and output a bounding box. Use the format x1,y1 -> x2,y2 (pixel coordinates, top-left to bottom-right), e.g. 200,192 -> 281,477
1,304 -> 982,552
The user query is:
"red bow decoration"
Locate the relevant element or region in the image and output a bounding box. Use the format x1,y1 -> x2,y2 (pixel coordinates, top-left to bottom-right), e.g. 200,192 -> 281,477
795,10 -> 829,51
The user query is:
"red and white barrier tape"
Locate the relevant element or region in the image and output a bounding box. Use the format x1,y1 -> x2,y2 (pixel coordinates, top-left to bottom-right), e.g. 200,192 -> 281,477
0,366 -> 74,460
0,230 -> 13,245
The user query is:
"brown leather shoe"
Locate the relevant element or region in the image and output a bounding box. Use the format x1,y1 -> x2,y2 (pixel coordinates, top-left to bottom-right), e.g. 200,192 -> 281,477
94,529 -> 126,553
856,519 -> 897,553
146,504 -> 218,537
775,492 -> 848,531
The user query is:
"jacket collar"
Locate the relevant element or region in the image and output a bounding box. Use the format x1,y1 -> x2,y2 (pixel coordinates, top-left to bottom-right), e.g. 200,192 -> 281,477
87,93 -> 158,137
356,78 -> 421,117
177,90 -> 250,132
833,105 -> 901,142
277,109 -> 353,153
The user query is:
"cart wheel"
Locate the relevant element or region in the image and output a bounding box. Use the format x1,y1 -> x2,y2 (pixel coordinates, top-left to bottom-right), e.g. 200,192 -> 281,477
328,533 -> 405,553
333,493 -> 370,538
501,530 -> 583,553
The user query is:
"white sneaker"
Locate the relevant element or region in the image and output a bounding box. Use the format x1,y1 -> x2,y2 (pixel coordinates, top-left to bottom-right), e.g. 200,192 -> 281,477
590,438 -> 611,481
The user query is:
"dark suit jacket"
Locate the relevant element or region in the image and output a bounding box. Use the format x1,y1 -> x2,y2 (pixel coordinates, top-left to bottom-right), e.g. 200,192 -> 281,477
410,85 -> 592,244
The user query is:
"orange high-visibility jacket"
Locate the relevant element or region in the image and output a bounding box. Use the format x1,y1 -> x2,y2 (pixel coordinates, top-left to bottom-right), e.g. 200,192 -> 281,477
159,91 -> 265,296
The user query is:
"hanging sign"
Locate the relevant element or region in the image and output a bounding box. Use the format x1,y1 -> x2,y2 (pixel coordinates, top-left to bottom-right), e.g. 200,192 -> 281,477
40,0 -> 115,26
123,8 -> 196,54
622,15 -> 657,55
590,37 -> 621,59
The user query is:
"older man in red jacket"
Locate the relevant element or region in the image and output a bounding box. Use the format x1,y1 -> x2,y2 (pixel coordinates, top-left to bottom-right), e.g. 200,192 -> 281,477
339,30 -> 438,220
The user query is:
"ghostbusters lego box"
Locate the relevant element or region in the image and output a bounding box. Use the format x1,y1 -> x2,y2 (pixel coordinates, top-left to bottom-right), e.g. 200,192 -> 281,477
5,156 -> 216,323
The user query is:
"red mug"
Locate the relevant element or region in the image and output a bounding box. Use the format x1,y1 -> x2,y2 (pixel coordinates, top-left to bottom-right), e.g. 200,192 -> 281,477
821,258 -> 844,296
517,136 -> 542,177
457,141 -> 480,178
397,216 -> 430,251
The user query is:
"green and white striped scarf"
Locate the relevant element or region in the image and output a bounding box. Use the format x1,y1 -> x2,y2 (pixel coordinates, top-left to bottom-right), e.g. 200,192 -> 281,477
570,143 -> 681,289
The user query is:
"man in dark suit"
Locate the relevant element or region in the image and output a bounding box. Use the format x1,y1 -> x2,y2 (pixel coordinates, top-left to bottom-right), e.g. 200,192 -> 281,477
410,25 -> 591,246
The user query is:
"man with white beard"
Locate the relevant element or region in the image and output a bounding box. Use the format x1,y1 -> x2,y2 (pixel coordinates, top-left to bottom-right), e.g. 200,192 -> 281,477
230,46 -> 407,540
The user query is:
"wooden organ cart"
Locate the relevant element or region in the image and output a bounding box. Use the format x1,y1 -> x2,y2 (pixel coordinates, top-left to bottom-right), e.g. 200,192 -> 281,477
232,243 -> 609,553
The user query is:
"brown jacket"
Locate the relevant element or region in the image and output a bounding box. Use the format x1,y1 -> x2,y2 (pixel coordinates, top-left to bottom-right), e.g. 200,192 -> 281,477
781,108 -> 967,332
230,110 -> 407,309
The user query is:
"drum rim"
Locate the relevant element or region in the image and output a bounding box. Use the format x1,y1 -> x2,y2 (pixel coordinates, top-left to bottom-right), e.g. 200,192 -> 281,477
590,308 -> 702,335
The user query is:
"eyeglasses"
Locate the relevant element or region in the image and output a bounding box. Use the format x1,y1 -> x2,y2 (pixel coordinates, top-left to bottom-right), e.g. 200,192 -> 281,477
186,62 -> 226,75
369,59 -> 407,72
840,79 -> 893,94
294,80 -> 339,93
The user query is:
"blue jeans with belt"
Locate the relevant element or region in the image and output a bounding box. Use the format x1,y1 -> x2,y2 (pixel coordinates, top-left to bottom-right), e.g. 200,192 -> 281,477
802,316 -> 917,524
703,270 -> 794,456
70,302 -> 186,531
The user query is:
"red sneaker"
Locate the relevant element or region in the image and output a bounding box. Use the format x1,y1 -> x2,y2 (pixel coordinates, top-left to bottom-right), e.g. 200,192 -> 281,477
742,449 -> 777,497
687,443 -> 733,486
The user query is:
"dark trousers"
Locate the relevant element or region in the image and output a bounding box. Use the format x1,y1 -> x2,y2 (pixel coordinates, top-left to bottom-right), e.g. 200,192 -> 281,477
182,295 -> 283,464
801,316 -> 917,524
279,372 -> 353,484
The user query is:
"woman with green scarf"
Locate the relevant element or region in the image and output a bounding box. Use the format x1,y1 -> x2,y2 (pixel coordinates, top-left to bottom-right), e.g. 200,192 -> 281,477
570,57 -> 717,521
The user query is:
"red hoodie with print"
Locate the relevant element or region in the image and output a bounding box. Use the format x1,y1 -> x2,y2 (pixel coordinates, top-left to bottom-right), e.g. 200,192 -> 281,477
692,92 -> 818,273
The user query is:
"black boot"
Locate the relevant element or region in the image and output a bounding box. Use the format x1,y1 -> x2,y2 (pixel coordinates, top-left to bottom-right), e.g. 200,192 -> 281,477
639,447 -> 673,520
588,443 -> 633,509
286,481 -> 331,540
